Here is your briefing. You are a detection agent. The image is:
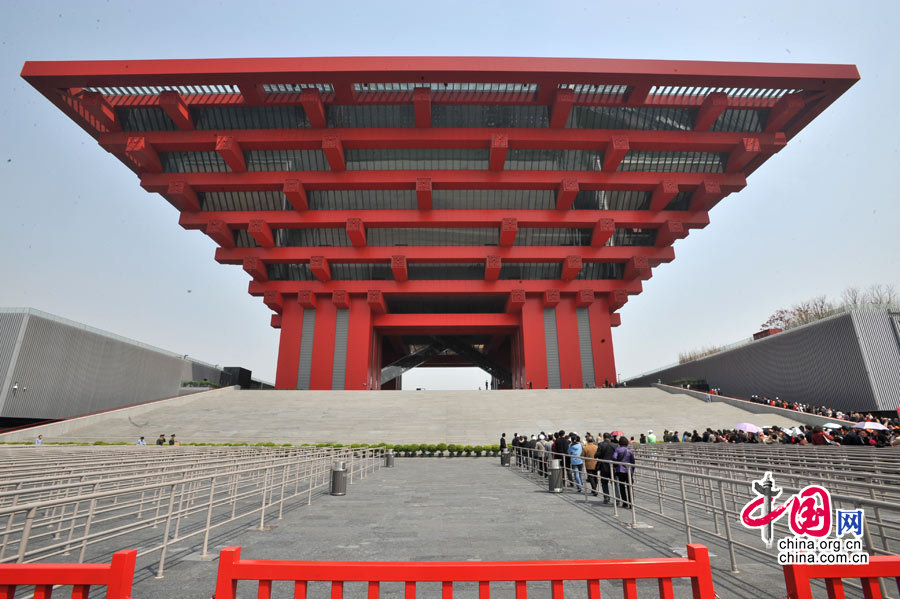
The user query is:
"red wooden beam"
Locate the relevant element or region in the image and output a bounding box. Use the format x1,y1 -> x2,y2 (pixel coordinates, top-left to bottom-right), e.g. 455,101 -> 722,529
624,255 -> 651,280
310,255 -> 331,282
367,289 -> 387,314
216,245 -> 676,266
690,180 -> 723,211
79,91 -> 120,132
166,180 -> 200,212
505,289 -> 526,313
300,89 -> 327,128
104,128 -> 789,154
649,179 -> 679,211
489,134 -> 508,171
609,289 -> 629,310
416,177 -> 432,210
655,220 -> 687,246
550,88 -> 575,128
576,289 -> 595,307
283,179 -> 308,211
332,289 -> 350,309
391,255 -> 408,281
298,290 -> 317,309
238,83 -> 265,105
322,135 -> 345,171
125,137 -> 162,173
591,218 -> 615,247
765,93 -> 805,133
625,82 -> 652,106
694,92 -> 728,131
610,313 -> 621,327
602,136 -> 629,172
543,289 -> 561,307
206,220 -> 235,248
556,178 -> 579,210
251,279 -> 643,296
248,219 -> 275,247
216,136 -> 246,172
499,217 -> 518,246
271,314 -> 282,328
158,91 -> 193,130
726,138 -> 761,173
485,255 -> 501,281
141,170 -> 748,194
181,209 -> 712,232
263,290 -> 283,313
243,256 -> 268,281
374,313 -> 519,334
346,218 -> 366,247
561,255 -> 583,281
413,87 -> 431,127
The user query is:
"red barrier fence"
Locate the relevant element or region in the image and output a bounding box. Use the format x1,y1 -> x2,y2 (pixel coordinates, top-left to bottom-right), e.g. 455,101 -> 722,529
0,549 -> 136,599
214,544 -> 716,599
783,556 -> 900,599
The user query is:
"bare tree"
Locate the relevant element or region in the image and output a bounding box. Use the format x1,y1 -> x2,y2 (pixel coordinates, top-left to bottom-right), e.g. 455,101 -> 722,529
840,285 -> 862,309
864,283 -> 894,305
808,295 -> 835,320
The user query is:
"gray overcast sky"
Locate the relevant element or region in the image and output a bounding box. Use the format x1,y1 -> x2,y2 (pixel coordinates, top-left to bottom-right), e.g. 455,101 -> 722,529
1,0 -> 897,388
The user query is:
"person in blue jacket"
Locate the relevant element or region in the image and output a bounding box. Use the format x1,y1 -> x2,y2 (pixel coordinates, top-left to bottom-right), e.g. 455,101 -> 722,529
568,434 -> 584,492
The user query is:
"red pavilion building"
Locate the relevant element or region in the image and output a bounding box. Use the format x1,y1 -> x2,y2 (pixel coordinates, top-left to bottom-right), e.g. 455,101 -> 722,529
21,57 -> 858,390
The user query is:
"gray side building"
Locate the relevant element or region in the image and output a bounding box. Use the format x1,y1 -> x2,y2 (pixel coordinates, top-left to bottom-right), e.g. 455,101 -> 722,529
0,308 -> 236,421
626,308 -> 900,413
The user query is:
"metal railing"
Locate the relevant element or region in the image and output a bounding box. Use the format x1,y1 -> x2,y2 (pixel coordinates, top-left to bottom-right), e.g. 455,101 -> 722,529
508,442 -> 900,598
0,445 -> 385,578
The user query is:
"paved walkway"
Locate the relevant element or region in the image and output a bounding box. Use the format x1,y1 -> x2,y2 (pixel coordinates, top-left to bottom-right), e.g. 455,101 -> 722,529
128,459 -> 789,599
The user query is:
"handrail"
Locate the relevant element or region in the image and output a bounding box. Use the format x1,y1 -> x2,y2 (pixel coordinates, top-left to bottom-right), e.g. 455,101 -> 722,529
0,549 -> 136,599
214,544 -> 716,599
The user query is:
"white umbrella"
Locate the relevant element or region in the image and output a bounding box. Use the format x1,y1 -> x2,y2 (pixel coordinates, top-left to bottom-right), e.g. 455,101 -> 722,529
790,427 -> 804,437
735,422 -> 762,434
854,422 -> 888,431
823,423 -> 844,429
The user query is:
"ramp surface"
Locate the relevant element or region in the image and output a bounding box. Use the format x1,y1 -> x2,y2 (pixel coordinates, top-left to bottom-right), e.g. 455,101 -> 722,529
7,387 -> 803,444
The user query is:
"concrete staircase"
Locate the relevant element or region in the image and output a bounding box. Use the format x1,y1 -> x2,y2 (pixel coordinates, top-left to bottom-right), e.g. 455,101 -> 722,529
0,387 -> 805,445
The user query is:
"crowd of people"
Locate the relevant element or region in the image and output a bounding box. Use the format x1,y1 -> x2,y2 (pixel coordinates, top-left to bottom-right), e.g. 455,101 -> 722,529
744,394 -> 900,429
501,431 -> 636,508
635,424 -> 899,447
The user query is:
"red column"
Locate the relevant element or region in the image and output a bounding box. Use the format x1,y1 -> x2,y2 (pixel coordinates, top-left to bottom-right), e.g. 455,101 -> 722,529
555,296 -> 584,389
309,297 -> 337,389
520,296 -> 548,389
274,298 -> 303,389
344,296 -> 374,389
588,298 -> 617,386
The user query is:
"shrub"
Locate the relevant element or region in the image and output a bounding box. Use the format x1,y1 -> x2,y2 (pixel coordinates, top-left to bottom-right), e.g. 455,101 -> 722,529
490,444 -> 501,453
436,443 -> 448,454
463,445 -> 474,455
473,445 -> 484,456
425,444 -> 438,455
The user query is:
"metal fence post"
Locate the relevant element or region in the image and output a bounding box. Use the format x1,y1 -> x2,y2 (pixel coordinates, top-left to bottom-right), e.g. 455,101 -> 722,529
15,506 -> 38,563
155,483 -> 178,579
200,477 -> 217,558
718,480 -> 738,573
76,497 -> 99,564
679,473 -> 692,544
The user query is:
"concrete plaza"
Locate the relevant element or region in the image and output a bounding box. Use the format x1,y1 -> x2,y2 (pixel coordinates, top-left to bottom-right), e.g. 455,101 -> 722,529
126,458 -> 789,599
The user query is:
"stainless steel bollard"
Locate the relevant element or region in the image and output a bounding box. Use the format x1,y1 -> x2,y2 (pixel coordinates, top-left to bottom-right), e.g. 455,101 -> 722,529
385,450 -> 395,468
548,459 -> 563,493
500,449 -> 511,467
330,461 -> 348,496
